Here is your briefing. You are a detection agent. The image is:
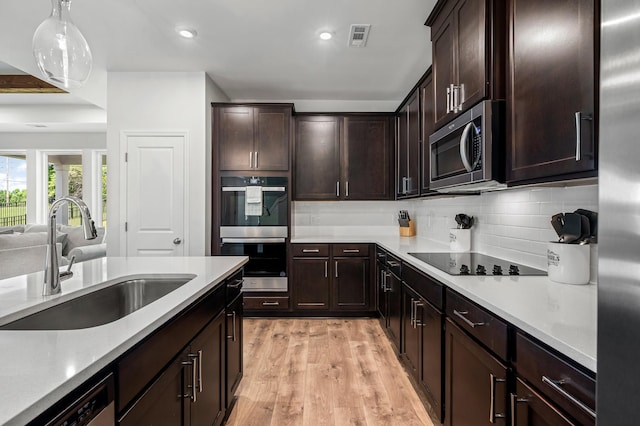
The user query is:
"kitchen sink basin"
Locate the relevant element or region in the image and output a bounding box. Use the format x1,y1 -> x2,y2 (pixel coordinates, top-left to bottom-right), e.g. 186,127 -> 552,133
0,276 -> 195,330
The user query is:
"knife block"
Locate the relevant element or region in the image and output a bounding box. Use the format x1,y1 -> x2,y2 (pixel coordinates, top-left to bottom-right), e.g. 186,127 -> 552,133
399,220 -> 416,237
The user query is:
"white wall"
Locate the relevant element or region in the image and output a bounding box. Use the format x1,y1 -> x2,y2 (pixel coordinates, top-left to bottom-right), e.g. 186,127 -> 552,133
0,133 -> 106,150
106,72 -> 228,257
293,184 -> 599,282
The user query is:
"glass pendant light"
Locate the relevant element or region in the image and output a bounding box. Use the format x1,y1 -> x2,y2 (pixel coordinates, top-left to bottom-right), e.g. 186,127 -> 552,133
32,0 -> 92,89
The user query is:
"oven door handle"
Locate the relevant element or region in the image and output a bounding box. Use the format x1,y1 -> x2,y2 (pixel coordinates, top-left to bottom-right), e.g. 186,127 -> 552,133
459,122 -> 475,173
221,238 -> 286,243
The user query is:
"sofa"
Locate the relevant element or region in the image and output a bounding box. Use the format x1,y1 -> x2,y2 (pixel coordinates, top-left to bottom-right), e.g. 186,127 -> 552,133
0,223 -> 106,280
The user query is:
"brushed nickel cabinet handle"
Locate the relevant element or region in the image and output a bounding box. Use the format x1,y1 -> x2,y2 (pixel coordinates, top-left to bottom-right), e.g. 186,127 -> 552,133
249,151 -> 253,168
346,181 -> 349,197
262,301 -> 280,306
302,249 -> 320,253
574,112 -> 593,161
510,392 -> 529,425
197,350 -> 203,392
453,309 -> 485,328
343,249 -> 360,253
335,261 -> 338,278
542,376 -> 596,419
336,181 -> 340,197
489,373 -> 506,423
254,151 -> 258,168
446,86 -> 451,114
324,261 -> 328,278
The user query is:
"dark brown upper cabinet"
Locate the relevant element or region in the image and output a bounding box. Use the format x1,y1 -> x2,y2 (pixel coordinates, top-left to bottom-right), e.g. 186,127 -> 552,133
214,103 -> 292,171
420,68 -> 436,195
506,0 -> 597,185
397,89 -> 421,199
294,114 -> 393,201
426,0 -> 506,131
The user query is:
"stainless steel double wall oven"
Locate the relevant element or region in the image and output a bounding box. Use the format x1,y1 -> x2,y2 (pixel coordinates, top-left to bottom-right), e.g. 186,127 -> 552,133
219,176 -> 288,292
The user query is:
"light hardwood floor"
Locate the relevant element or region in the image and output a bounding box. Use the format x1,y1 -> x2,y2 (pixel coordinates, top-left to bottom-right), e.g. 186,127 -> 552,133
226,318 -> 434,426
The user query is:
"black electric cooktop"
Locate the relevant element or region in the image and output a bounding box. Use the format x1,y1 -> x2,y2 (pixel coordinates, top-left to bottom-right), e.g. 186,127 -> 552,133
408,252 -> 547,276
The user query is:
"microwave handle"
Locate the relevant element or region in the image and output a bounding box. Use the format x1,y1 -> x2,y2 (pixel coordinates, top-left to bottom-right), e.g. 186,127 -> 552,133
459,122 -> 475,173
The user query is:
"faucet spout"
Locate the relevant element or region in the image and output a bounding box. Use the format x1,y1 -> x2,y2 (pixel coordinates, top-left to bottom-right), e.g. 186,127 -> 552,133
44,196 -> 98,296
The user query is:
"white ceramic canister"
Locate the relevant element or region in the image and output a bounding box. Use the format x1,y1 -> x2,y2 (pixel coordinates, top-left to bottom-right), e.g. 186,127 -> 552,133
450,229 -> 471,252
547,242 -> 591,285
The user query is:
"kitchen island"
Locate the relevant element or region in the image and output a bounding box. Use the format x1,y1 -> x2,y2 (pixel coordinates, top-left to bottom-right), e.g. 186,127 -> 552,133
0,256 -> 247,426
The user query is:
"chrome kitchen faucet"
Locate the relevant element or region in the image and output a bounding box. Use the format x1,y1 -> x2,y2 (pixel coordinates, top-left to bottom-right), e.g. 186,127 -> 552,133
44,196 -> 98,296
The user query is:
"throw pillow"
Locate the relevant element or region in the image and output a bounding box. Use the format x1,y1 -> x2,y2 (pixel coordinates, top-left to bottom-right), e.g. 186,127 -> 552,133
0,229 -> 14,235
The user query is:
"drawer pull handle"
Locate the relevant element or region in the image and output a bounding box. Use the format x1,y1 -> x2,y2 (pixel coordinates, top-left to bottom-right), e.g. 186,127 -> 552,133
262,301 -> 280,306
228,279 -> 243,289
489,373 -> 506,423
453,309 -> 485,328
343,249 -> 360,253
387,261 -> 400,267
542,376 -> 596,419
302,249 -> 320,253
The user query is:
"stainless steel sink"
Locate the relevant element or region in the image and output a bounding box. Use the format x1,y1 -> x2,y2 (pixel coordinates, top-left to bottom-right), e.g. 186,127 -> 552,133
0,276 -> 194,330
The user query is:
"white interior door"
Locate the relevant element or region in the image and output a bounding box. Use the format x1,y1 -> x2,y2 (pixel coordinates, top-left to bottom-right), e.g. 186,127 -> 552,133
126,134 -> 186,256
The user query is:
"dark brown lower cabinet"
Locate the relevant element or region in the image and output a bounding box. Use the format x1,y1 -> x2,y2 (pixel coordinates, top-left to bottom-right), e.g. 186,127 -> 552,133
402,283 -> 444,423
386,270 -> 402,351
376,253 -> 388,330
292,257 -> 330,310
120,311 -> 226,426
332,257 -> 370,311
225,293 -> 243,410
511,378 -> 576,425
444,319 -> 508,426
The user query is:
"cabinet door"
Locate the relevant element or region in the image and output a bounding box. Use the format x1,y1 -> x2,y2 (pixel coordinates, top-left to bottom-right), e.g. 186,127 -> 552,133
191,312 -> 226,426
218,106 -> 254,171
343,116 -> 392,200
512,378 -> 577,426
387,272 -> 402,351
254,106 -> 290,171
402,285 -> 421,378
397,90 -> 420,198
292,258 -> 330,309
507,0 -> 596,183
119,349 -> 190,426
332,257 -> 370,311
432,15 -> 456,128
376,263 -> 388,328
455,0 -> 487,112
226,295 -> 243,406
421,70 -> 435,194
294,116 -> 341,200
445,319 -> 508,426
396,105 -> 409,197
419,300 -> 444,423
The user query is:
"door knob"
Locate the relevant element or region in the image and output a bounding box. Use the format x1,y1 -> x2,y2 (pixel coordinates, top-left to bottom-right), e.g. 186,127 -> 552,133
173,238 -> 182,245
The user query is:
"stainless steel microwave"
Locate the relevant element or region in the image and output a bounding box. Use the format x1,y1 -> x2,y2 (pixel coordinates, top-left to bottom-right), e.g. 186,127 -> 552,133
429,101 -> 505,193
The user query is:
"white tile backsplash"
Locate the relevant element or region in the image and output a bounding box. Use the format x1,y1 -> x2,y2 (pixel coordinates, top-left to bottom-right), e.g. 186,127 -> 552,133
292,184 -> 598,283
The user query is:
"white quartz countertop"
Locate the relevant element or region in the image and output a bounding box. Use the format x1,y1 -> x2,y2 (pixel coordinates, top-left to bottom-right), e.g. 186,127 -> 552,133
0,256 -> 248,426
292,235 -> 597,373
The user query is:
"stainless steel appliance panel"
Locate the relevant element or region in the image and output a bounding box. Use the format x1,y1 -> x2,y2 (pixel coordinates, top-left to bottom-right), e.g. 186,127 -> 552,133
220,176 -> 288,227
598,1 -> 640,423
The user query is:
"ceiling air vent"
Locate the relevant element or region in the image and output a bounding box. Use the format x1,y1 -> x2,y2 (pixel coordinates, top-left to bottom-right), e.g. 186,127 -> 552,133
348,24 -> 371,47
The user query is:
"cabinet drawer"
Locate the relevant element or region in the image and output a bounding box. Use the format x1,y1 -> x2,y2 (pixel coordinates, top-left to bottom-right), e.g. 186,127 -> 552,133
244,296 -> 290,310
446,289 -> 508,360
332,243 -> 370,257
375,246 -> 387,263
515,333 -> 596,425
403,262 -> 444,310
291,244 -> 329,257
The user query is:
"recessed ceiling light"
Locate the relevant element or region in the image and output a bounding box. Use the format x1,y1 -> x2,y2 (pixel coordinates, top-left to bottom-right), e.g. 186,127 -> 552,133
319,31 -> 333,40
176,28 -> 197,39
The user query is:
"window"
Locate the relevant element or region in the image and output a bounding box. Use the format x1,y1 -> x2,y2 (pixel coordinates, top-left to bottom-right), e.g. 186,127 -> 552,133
0,154 -> 27,227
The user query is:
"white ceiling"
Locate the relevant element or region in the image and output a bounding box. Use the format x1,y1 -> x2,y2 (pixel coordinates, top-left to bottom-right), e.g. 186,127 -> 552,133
0,0 -> 436,131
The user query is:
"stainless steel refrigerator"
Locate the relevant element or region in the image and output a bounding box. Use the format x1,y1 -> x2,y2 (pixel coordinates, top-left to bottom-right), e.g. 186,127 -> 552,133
598,0 -> 640,423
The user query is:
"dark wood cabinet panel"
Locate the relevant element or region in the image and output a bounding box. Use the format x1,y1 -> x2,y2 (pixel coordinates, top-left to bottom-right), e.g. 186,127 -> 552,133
294,116 -> 341,200
218,107 -> 254,171
403,285 -> 421,376
292,257 -> 330,309
512,378 -> 577,426
419,299 -> 444,423
343,116 -> 392,200
119,348 -> 190,426
253,106 -> 290,171
226,295 -> 243,408
427,0 -> 505,130
387,271 -> 403,351
506,0 -> 596,184
397,90 -> 420,198
332,258 -> 370,311
214,104 -> 292,172
455,0 -> 487,112
420,69 -> 435,194
191,312 -> 226,426
444,319 -> 508,426
295,115 -> 393,201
